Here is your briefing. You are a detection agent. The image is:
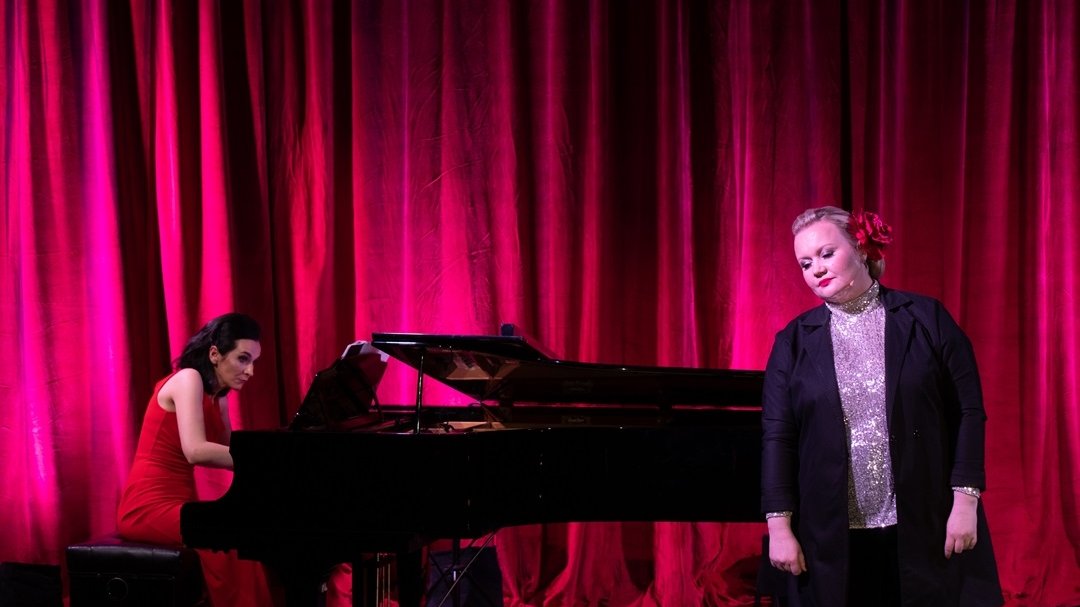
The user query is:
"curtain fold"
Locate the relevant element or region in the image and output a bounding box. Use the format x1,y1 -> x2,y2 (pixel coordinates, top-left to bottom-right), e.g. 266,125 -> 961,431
1,0 -> 1077,604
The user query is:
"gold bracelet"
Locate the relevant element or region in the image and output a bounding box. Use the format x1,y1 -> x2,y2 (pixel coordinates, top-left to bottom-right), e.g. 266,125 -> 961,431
952,486 -> 981,499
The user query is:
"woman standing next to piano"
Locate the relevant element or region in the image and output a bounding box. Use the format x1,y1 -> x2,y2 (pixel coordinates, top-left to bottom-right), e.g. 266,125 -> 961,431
761,207 -> 1003,606
117,312 -> 279,606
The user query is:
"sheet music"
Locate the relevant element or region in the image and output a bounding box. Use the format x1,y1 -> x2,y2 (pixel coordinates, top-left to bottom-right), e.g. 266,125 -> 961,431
340,339 -> 390,363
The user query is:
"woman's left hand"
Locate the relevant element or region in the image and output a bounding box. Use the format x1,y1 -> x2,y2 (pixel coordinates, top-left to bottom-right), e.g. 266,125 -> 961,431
944,491 -> 979,558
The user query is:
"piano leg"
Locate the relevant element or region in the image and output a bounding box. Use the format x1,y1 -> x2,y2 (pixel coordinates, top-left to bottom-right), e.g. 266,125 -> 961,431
352,551 -> 423,607
398,550 -> 424,607
275,563 -> 325,607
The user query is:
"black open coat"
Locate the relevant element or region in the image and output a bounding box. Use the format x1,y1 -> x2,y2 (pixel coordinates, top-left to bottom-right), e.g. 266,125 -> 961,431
761,286 -> 1002,606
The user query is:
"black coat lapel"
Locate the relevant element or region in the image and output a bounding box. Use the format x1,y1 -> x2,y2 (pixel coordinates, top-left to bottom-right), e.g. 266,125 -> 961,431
881,287 -> 915,426
799,304 -> 841,398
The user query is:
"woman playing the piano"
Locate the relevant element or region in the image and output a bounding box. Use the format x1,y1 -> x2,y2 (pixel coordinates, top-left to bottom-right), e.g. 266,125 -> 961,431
117,312 -> 279,606
760,207 -> 1003,606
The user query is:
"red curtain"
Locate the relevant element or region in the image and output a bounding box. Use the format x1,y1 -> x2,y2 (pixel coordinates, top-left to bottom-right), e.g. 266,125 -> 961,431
2,1 -> 1077,604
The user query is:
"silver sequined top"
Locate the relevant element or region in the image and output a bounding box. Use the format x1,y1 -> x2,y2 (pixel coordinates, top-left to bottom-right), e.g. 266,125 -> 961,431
826,282 -> 897,529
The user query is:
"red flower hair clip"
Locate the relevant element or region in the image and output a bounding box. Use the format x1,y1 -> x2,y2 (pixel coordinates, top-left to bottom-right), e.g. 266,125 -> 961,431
847,211 -> 893,261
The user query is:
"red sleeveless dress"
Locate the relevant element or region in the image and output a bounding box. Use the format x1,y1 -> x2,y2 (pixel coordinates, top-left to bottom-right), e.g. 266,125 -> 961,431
117,374 -> 278,606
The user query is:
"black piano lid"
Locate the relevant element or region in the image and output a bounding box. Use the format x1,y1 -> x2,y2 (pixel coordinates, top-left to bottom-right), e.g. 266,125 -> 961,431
370,332 -> 764,406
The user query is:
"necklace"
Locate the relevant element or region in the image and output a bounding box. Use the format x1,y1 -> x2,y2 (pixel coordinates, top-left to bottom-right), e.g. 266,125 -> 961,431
827,281 -> 881,315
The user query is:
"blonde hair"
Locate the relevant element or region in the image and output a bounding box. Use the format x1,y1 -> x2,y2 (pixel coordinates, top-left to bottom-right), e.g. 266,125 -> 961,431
792,206 -> 885,280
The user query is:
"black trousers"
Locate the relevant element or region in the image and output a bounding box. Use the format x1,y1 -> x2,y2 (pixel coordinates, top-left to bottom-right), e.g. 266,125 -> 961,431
848,525 -> 901,606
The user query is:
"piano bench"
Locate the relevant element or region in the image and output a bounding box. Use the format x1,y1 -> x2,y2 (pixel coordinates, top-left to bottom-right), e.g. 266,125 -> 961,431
66,535 -> 205,607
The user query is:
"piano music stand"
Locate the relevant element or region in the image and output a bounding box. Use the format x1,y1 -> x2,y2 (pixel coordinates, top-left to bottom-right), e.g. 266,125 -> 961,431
290,341 -> 388,430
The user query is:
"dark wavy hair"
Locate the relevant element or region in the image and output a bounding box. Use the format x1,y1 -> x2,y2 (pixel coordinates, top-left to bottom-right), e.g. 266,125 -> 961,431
176,312 -> 261,395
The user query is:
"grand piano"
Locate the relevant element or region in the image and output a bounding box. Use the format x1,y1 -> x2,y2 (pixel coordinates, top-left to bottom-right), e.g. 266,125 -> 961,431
181,329 -> 765,606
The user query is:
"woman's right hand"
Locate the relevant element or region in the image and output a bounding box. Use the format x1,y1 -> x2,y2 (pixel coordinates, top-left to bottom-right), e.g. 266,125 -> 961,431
768,521 -> 807,575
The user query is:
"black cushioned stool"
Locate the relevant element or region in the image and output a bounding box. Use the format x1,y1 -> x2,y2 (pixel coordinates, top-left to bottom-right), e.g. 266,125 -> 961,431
66,534 -> 205,607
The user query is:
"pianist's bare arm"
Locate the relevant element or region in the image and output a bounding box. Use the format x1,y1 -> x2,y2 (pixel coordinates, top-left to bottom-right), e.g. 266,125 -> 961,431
159,368 -> 235,469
